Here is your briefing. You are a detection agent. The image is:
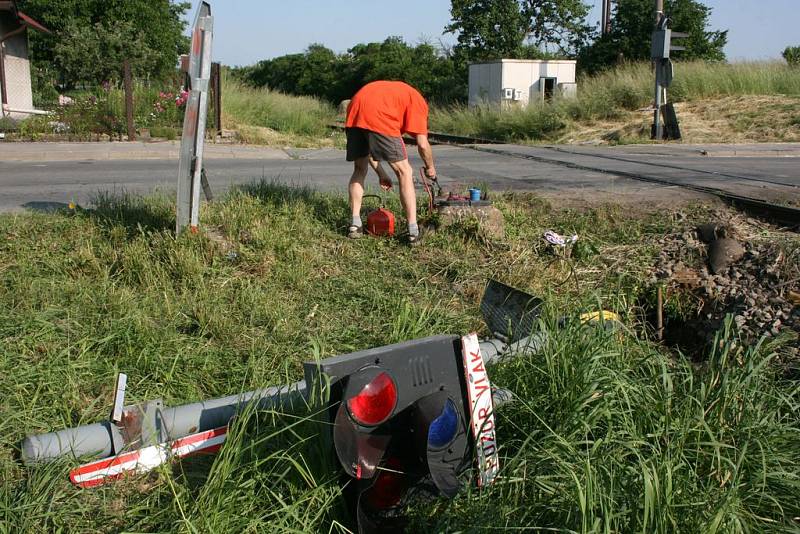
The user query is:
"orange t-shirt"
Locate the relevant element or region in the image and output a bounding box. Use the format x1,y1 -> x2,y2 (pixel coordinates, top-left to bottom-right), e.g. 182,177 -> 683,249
345,81 -> 429,137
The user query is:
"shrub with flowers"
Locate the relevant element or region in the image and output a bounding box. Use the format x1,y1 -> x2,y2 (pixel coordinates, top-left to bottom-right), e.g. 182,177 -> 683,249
19,82 -> 190,140
139,87 -> 188,131
51,92 -> 124,137
176,88 -> 189,107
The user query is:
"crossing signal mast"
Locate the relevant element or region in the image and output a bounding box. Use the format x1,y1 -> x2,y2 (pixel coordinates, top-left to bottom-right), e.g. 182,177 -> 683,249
600,0 -> 613,35
651,0 -> 688,140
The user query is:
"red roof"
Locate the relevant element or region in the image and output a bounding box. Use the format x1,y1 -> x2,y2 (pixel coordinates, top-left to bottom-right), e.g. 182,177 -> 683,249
16,10 -> 51,34
0,1 -> 51,34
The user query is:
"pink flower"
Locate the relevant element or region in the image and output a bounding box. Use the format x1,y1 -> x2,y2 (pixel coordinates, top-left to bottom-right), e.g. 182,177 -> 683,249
175,89 -> 189,107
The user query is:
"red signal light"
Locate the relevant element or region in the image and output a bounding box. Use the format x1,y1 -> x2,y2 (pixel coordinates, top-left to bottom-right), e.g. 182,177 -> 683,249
364,458 -> 407,510
347,372 -> 397,426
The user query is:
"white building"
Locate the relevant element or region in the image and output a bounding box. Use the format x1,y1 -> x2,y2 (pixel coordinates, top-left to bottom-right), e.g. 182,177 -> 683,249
468,59 -> 577,107
0,0 -> 50,119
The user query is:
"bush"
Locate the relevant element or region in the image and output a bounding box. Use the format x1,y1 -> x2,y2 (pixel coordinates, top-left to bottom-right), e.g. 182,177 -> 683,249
0,116 -> 18,132
18,80 -> 189,139
237,38 -> 466,105
149,125 -> 178,140
17,115 -> 51,139
784,46 -> 800,66
30,64 -> 59,108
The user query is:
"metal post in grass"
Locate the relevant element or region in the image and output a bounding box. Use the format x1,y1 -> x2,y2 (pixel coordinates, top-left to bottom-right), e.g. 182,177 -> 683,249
652,0 -> 664,140
650,8 -> 686,141
176,2 -> 214,234
601,0 -> 612,35
211,62 -> 222,138
123,59 -> 135,141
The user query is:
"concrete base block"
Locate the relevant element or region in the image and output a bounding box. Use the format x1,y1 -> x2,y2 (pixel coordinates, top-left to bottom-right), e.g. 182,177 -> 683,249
437,205 -> 505,240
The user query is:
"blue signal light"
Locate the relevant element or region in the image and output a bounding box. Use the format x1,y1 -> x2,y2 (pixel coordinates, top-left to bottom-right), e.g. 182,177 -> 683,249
428,399 -> 458,449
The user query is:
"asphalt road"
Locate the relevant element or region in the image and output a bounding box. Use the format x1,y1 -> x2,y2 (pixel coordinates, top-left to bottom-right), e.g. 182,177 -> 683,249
0,142 -> 798,213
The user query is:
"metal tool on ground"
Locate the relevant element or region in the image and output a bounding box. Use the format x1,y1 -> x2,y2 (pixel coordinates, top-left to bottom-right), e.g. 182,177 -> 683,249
21,280 -> 548,532
418,168 -> 506,240
363,194 -> 395,237
419,167 -> 493,213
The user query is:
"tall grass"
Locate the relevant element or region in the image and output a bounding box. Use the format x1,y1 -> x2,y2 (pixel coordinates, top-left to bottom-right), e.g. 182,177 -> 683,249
222,73 -> 336,138
1,187 -> 798,531
431,61 -> 800,142
411,320 -> 800,532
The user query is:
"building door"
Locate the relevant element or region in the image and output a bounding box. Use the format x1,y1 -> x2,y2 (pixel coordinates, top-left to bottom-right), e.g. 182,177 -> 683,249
540,77 -> 557,102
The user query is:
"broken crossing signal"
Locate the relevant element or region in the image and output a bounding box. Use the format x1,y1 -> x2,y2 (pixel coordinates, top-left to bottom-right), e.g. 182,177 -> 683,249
411,390 -> 469,497
305,334 -> 488,531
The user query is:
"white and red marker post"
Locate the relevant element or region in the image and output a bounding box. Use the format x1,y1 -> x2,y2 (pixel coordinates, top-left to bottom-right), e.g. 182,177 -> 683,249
69,426 -> 228,489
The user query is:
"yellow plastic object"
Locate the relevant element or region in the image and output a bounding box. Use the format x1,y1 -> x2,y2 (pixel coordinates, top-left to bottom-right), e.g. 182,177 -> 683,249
579,310 -> 624,340
579,311 -> 621,324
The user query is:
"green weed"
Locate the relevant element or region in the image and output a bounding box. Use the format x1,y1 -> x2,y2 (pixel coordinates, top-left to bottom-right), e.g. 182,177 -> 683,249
0,187 -> 798,532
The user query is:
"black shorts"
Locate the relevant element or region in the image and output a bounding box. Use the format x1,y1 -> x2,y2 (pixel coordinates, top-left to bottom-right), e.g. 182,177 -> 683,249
346,127 -> 408,163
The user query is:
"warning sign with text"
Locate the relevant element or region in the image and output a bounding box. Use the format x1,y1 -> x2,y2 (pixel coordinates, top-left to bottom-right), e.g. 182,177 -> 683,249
461,333 -> 500,487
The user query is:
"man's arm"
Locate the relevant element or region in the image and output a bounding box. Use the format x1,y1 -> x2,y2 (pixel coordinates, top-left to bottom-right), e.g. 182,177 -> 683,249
415,134 -> 436,178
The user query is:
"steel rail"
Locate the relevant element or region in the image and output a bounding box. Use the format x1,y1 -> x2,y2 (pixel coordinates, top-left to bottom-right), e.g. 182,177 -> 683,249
540,145 -> 799,190
425,131 -> 798,188
416,131 -> 800,228
461,143 -> 800,228
328,125 -> 799,226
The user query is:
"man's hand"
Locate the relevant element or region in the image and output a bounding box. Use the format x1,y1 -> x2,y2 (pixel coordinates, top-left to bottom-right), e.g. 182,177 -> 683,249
424,165 -> 437,180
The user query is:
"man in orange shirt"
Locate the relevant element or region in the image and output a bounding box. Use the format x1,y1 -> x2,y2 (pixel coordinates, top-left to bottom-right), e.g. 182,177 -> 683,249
345,80 -> 437,245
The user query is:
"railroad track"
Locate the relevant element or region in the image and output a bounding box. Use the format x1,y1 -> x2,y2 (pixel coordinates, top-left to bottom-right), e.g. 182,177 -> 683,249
423,132 -> 800,228
331,125 -> 800,227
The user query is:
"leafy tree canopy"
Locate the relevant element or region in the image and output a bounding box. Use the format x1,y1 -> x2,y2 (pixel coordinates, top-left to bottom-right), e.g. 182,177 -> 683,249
238,38 -> 463,105
581,0 -> 727,71
446,0 -> 527,61
784,46 -> 800,67
446,0 -> 593,61
521,0 -> 594,56
19,0 -> 190,86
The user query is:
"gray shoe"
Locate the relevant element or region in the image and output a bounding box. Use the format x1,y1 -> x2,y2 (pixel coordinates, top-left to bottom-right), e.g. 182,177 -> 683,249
347,225 -> 363,239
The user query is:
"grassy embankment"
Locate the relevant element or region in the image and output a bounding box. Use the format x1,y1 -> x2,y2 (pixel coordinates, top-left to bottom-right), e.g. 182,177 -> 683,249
222,61 -> 800,146
1,186 -> 799,532
430,61 -> 800,144
222,75 -> 341,148
9,61 -> 797,146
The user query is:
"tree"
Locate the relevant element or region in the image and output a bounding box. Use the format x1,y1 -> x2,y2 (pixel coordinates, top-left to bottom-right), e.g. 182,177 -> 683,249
581,0 -> 727,71
521,0 -> 594,56
446,0 -> 527,62
19,0 -> 190,86
446,0 -> 593,61
783,46 -> 800,67
240,38 -> 466,105
52,20 -> 161,85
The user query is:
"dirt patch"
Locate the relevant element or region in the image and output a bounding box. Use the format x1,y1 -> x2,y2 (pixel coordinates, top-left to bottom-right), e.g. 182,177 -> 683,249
559,95 -> 800,145
649,210 -> 800,360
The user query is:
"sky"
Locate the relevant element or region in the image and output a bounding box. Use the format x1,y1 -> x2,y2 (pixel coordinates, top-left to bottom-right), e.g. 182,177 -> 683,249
191,0 -> 796,66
